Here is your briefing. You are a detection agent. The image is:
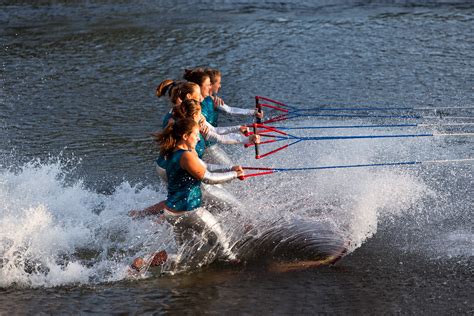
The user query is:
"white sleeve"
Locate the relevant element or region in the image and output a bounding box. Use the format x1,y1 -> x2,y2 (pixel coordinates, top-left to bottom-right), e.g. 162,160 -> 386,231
219,103 -> 255,116
202,170 -> 238,184
206,163 -> 234,172
203,129 -> 249,144
214,125 -> 241,134
204,121 -> 240,134
199,159 -> 233,172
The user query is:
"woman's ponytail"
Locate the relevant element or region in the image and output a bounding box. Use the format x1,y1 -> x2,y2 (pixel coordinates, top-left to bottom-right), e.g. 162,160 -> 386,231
156,79 -> 175,98
153,123 -> 176,157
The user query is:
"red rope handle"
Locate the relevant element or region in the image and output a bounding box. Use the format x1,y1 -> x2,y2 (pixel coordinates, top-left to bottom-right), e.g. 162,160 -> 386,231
246,129 -> 278,136
257,144 -> 289,159
256,96 -> 288,107
239,170 -> 275,179
257,124 -> 288,135
244,123 -> 291,158
254,97 -> 261,159
259,103 -> 289,113
262,114 -> 289,124
245,124 -> 288,136
255,96 -> 297,124
244,139 -> 278,148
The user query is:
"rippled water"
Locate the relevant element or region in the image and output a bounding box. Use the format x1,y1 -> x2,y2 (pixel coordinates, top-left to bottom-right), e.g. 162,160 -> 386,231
1,0 -> 473,314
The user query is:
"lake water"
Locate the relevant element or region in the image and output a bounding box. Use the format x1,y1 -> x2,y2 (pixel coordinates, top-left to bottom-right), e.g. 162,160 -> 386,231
1,0 -> 473,314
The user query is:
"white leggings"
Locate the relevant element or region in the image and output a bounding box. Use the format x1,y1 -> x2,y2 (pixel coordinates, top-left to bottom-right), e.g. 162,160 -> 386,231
202,144 -> 234,166
163,208 -> 236,260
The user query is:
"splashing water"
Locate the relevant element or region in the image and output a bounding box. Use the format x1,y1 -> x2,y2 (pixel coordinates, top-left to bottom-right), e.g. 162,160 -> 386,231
0,131 -> 462,288
232,118 -> 438,252
0,157 -> 172,287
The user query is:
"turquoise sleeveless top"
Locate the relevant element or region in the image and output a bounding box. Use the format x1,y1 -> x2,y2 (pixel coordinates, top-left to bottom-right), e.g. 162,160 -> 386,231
195,133 -> 205,158
201,96 -> 218,147
165,149 -> 202,211
155,139 -> 202,171
162,110 -> 173,128
201,96 -> 218,127
156,155 -> 168,169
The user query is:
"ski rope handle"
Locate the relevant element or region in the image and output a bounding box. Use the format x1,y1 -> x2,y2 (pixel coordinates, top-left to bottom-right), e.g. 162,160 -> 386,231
254,96 -> 262,159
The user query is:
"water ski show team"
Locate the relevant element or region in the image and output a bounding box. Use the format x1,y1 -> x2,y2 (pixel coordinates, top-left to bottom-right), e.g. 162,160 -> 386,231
129,67 -> 265,272
127,67 -> 474,274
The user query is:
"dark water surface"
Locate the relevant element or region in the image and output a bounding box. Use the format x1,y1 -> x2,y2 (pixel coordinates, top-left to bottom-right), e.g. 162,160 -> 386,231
1,0 -> 473,314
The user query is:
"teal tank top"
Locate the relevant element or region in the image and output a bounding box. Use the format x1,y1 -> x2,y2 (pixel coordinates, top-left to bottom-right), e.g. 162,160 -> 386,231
201,96 -> 218,127
165,149 -> 202,211
157,136 -> 204,170
162,110 -> 173,128
196,133 -> 206,158
156,138 -> 203,171
156,155 -> 168,169
201,96 -> 218,147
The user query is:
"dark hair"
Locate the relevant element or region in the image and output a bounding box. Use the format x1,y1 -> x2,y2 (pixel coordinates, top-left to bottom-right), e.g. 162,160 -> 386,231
204,67 -> 222,84
153,118 -> 198,157
156,79 -> 184,104
156,79 -> 175,97
183,68 -> 210,86
156,80 -> 199,105
174,99 -> 201,120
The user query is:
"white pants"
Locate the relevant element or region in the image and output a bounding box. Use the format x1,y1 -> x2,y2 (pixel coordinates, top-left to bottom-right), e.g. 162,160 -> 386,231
202,144 -> 234,166
163,208 -> 236,260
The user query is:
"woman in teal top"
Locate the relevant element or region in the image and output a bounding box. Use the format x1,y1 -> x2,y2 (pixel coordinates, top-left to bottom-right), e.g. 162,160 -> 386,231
156,99 -> 258,190
183,67 -> 263,164
164,148 -> 202,211
201,95 -> 217,126
161,99 -> 206,159
206,68 -> 264,126
159,81 -> 206,158
129,118 -> 245,271
182,68 -> 215,124
161,112 -> 205,158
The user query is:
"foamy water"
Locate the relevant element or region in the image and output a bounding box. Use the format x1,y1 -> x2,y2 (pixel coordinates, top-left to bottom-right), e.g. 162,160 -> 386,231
0,157 -> 173,287
0,129 -> 448,288
230,123 -> 440,259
